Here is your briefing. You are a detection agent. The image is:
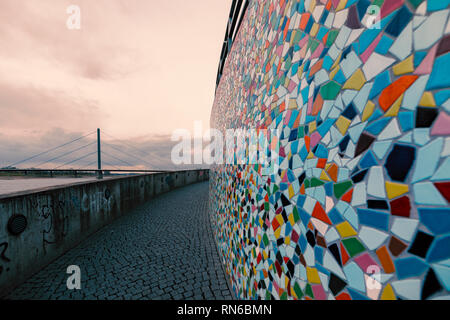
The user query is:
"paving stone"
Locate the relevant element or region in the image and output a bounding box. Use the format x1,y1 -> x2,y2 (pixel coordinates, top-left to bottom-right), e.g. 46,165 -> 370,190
4,182 -> 232,300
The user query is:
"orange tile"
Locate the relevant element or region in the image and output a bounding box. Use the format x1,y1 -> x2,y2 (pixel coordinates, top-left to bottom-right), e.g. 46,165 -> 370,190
341,188 -> 353,203
340,242 -> 350,265
312,202 -> 332,224
299,13 -> 311,30
336,292 -> 351,300
317,158 -> 327,169
309,59 -> 324,76
327,164 -> 339,182
312,94 -> 324,116
305,135 -> 311,152
376,245 -> 395,273
379,75 -> 418,111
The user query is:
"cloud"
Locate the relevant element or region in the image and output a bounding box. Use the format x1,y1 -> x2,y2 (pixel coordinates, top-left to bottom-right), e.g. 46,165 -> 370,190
0,80 -> 105,134
0,0 -> 231,160
0,128 -> 207,171
0,0 -> 143,81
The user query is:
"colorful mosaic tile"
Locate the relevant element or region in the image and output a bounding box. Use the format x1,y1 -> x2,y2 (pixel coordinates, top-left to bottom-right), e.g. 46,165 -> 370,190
211,0 -> 450,300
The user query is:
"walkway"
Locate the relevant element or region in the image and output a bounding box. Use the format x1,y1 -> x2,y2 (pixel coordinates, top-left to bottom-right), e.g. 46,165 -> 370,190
4,182 -> 233,300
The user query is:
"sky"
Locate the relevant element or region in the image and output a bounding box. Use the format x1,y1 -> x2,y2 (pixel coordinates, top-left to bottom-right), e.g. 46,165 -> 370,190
0,0 -> 231,170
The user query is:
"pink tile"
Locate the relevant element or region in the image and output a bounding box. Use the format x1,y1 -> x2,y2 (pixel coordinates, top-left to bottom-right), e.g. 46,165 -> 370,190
380,0 -> 404,19
311,42 -> 324,60
310,131 -> 322,149
312,284 -> 327,300
284,110 -> 292,125
288,79 -> 298,92
354,252 -> 379,273
431,112 -> 450,136
331,0 -> 341,9
307,97 -> 314,115
361,32 -> 383,63
415,43 -> 438,75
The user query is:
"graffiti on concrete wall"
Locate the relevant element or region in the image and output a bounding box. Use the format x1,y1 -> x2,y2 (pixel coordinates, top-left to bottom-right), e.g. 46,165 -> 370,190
0,242 -> 11,276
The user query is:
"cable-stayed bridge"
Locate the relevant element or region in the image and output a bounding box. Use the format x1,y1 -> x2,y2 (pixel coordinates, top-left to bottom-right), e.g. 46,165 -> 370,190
0,130 -> 224,300
1,128 -> 169,178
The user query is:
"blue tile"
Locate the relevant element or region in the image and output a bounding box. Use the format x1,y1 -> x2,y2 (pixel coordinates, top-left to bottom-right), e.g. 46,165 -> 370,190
398,111 -> 414,132
428,0 -> 450,11
427,235 -> 450,263
366,118 -> 390,135
357,208 -> 390,231
385,6 -> 412,37
370,70 -> 391,99
427,53 -> 450,90
375,35 -> 394,55
328,208 -> 345,224
360,151 -> 378,169
394,257 -> 428,279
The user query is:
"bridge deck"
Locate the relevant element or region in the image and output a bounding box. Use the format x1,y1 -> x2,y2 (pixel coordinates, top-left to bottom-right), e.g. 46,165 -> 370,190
5,182 -> 232,300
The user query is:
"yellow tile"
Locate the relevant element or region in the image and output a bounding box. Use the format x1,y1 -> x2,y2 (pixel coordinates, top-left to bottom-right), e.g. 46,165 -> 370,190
298,64 -> 304,78
307,151 -> 315,159
289,98 -> 298,110
306,267 -> 321,284
336,116 -> 351,135
419,92 -> 436,107
336,0 -> 348,11
285,236 -> 291,245
362,101 -> 375,121
343,68 -> 366,90
336,221 -> 358,238
330,65 -> 340,80
288,185 -> 295,199
276,214 -> 284,225
274,227 -> 281,239
309,0 -> 316,12
291,285 -> 298,299
393,55 -> 414,75
310,23 -> 319,37
331,53 -> 342,70
320,170 -> 331,182
385,94 -> 403,117
288,213 -> 295,226
385,182 -> 409,199
381,284 -> 396,300
309,121 -> 317,133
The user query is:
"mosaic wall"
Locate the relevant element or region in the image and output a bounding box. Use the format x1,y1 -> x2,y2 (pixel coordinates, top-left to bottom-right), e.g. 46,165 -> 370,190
210,0 -> 450,300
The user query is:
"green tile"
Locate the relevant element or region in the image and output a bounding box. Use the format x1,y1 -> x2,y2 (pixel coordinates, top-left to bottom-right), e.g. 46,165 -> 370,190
333,180 -> 353,199
342,238 -> 366,257
305,283 -> 314,298
320,81 -> 341,100
294,282 -> 304,299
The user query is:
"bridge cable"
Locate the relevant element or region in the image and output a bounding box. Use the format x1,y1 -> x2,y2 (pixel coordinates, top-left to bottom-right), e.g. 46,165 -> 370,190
6,131 -> 96,168
101,150 -> 135,167
102,142 -> 153,168
54,151 -> 98,169
101,131 -> 150,156
35,141 -> 97,168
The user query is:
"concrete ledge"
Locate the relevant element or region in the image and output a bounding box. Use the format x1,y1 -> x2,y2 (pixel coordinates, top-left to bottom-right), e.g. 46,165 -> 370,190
0,169 -> 209,296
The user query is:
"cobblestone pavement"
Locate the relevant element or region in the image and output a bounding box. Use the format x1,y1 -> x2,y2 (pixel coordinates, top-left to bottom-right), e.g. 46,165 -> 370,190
5,182 -> 233,300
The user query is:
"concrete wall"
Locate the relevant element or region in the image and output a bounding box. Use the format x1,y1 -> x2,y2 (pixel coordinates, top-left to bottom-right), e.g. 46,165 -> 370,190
210,0 -> 450,300
0,169 -> 209,295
